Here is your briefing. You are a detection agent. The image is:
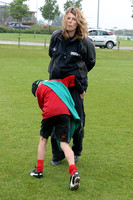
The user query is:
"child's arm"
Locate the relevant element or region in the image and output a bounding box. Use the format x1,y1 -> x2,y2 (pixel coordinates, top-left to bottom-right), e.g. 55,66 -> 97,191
62,75 -> 84,94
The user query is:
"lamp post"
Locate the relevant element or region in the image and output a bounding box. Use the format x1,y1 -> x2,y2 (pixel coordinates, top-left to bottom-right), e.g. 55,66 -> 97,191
97,0 -> 100,29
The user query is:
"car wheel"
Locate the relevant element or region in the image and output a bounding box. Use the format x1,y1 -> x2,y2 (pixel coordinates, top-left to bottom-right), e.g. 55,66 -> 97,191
106,41 -> 114,49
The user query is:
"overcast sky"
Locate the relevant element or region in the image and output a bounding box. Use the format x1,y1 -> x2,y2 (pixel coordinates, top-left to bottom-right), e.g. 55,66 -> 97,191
3,0 -> 133,29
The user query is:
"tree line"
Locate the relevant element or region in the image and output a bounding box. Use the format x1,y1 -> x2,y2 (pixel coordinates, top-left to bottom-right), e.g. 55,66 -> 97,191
1,0 -> 83,25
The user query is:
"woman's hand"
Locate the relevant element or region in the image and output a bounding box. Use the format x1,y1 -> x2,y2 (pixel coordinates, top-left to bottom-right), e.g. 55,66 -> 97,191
80,91 -> 86,99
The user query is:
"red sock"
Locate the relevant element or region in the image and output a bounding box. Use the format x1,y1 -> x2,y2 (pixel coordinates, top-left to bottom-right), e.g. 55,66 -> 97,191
69,164 -> 77,176
36,160 -> 44,173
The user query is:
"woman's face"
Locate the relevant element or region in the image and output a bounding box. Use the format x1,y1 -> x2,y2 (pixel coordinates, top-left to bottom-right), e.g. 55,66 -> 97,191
65,13 -> 78,36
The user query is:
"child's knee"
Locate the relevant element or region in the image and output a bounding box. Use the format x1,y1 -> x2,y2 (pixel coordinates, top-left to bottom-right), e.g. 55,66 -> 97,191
40,137 -> 48,144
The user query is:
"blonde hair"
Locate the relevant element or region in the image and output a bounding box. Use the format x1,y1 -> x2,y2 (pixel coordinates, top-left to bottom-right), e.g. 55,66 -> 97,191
62,7 -> 88,40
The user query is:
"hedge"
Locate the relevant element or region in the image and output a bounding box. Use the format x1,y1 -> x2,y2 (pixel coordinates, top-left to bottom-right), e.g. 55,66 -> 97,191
0,25 -> 61,34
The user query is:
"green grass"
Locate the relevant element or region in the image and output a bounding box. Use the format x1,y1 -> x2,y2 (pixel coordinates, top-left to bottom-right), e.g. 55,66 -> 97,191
0,33 -> 51,43
118,39 -> 133,47
0,45 -> 133,200
1,32 -> 133,47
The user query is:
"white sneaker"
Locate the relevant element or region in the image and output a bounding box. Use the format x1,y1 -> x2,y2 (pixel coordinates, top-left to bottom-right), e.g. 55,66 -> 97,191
69,171 -> 80,190
29,167 -> 43,178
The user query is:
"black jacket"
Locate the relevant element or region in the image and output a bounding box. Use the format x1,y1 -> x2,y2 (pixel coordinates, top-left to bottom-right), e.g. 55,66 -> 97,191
48,30 -> 96,91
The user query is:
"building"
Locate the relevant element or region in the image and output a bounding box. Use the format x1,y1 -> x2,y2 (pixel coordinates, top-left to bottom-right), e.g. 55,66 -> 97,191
0,1 -> 36,25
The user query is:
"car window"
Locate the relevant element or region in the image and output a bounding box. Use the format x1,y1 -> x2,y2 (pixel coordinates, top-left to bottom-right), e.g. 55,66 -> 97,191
98,31 -> 110,36
98,31 -> 111,36
13,23 -> 20,26
89,30 -> 98,36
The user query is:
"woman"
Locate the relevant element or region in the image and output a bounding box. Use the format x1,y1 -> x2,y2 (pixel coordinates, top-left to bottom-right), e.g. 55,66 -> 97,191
48,7 -> 96,165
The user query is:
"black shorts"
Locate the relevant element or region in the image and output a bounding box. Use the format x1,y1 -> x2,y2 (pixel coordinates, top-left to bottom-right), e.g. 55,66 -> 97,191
40,115 -> 70,142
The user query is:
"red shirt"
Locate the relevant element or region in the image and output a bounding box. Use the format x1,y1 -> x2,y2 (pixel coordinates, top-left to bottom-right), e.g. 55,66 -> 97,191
36,75 -> 76,119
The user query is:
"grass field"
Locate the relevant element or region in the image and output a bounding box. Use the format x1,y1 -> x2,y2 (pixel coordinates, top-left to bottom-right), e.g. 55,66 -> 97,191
0,32 -> 133,47
0,44 -> 133,200
0,33 -> 51,43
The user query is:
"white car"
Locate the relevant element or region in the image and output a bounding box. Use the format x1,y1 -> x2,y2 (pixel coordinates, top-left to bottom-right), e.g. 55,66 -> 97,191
88,29 -> 117,49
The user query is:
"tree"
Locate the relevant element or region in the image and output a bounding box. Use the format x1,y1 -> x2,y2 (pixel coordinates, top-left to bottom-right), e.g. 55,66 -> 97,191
1,6 -> 10,24
10,0 -> 29,22
40,0 -> 60,24
52,14 -> 63,26
64,0 -> 83,11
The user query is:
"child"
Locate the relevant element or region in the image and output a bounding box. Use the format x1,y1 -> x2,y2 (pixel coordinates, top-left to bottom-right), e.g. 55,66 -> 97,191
30,75 -> 83,190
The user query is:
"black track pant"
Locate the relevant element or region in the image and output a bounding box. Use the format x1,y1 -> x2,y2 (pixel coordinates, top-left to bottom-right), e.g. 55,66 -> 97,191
51,88 -> 85,162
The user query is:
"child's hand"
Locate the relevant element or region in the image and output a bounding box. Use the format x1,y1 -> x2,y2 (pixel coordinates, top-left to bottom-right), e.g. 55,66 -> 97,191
80,91 -> 86,99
